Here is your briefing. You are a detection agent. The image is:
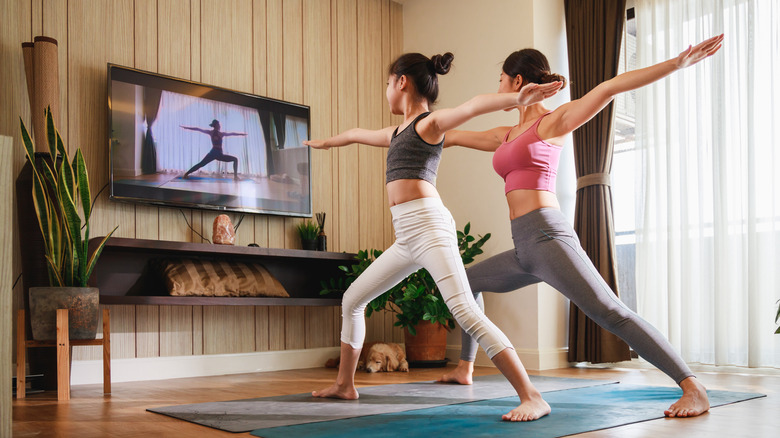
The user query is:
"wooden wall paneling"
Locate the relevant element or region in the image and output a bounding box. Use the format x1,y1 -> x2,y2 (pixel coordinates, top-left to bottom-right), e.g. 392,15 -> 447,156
284,306 -> 305,350
42,0 -> 69,143
300,0 -> 338,349
158,0 -> 194,244
68,0 -> 135,245
189,0 -> 203,241
304,307 -> 335,348
131,0 -> 162,358
255,306 -> 270,351
5,0 -> 33,370
264,0 -> 287,250
192,305 -> 203,355
251,0 -> 269,249
333,306 -> 342,346
356,0 -> 385,343
381,0 -> 393,249
335,0 -> 359,254
31,0 -> 43,37
105,305 -> 136,359
357,0 -> 384,252
1,136 -> 12,437
135,305 -> 160,358
133,0 -> 161,242
160,305 -> 194,357
202,306 -> 255,354
200,0 -> 255,354
303,0 -> 333,239
268,307 -> 285,350
388,0 -> 405,344
280,0 -> 306,349
282,0 -> 304,250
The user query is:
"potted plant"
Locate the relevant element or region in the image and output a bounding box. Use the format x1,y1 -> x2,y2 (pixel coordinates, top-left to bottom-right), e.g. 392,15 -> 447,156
20,108 -> 117,340
296,219 -> 319,251
321,222 -> 490,364
775,300 -> 779,334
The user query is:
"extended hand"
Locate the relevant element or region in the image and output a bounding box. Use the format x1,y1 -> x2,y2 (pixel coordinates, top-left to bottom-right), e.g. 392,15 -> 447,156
675,34 -> 724,69
304,139 -> 330,150
516,81 -> 563,107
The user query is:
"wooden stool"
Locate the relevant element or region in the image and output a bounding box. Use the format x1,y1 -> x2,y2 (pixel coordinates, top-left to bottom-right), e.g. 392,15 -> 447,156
16,308 -> 111,401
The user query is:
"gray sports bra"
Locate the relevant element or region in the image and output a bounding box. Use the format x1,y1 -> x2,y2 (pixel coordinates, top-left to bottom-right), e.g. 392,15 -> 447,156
385,112 -> 443,185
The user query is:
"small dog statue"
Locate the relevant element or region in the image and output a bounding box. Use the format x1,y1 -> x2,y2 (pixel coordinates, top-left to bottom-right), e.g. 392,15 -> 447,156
325,342 -> 409,373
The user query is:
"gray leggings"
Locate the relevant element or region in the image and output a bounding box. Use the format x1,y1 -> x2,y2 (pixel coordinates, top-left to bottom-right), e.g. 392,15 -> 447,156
461,208 -> 694,384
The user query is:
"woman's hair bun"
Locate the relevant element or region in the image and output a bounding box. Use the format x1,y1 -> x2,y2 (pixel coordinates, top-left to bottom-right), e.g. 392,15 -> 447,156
430,52 -> 454,75
540,72 -> 568,90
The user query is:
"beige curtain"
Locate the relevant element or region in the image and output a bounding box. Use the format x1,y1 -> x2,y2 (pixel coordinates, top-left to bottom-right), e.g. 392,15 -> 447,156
564,0 -> 631,363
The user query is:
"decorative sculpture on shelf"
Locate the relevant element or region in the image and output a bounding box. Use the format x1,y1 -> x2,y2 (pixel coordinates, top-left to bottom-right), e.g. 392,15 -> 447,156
212,214 -> 235,245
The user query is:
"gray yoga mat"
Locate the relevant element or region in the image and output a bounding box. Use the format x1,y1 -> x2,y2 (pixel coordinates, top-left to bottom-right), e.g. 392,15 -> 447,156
148,374 -> 617,433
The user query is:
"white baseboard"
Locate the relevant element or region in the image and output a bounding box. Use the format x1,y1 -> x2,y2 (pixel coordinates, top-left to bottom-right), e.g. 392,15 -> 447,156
70,346 -> 340,386
446,345 -> 571,371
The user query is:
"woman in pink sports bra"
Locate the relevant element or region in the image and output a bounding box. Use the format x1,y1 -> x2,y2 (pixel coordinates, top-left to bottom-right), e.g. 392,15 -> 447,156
438,34 -> 723,421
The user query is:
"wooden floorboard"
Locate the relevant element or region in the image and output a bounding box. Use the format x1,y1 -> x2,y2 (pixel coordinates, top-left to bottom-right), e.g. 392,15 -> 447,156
13,364 -> 779,437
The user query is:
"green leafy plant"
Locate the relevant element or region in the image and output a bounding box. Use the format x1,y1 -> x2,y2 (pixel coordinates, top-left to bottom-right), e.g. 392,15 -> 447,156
321,222 -> 490,335
296,219 -> 319,240
20,107 -> 117,287
775,300 -> 779,334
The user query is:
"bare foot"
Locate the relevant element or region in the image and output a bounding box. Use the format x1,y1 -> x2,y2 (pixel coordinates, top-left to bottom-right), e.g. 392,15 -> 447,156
664,376 -> 710,417
435,360 -> 474,385
502,395 -> 551,422
311,382 -> 359,400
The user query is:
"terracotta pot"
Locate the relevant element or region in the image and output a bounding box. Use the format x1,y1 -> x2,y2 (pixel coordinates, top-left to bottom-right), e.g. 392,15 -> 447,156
404,321 -> 448,362
29,287 -> 99,341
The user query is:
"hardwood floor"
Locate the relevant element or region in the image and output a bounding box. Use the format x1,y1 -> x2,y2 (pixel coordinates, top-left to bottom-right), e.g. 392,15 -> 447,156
13,364 -> 778,437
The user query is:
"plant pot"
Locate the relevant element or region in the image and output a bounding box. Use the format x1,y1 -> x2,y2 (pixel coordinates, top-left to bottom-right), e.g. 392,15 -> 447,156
28,287 -> 100,341
404,321 -> 448,365
301,238 -> 317,251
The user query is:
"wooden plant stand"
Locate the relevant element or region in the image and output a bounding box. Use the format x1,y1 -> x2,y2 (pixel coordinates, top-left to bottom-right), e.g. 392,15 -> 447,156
16,308 -> 111,401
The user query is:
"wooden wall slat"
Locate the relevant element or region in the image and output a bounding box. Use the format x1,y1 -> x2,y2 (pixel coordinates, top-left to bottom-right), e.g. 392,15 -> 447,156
255,306 -> 270,351
160,305 -> 194,356
336,0 -> 359,254
134,0 -> 161,242
203,306 -> 255,354
302,0 -> 336,349
106,305 -> 136,359
135,305 -> 160,358
42,0 -> 69,143
268,307 -> 285,350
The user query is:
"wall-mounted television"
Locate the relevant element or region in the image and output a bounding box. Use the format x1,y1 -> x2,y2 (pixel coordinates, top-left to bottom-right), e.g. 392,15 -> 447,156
108,64 -> 312,217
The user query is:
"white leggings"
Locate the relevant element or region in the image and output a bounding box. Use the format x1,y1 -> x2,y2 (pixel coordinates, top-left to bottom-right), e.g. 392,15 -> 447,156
340,197 -> 513,359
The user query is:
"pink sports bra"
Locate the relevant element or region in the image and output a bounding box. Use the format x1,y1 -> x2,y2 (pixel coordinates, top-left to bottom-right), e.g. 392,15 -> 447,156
492,112 -> 562,194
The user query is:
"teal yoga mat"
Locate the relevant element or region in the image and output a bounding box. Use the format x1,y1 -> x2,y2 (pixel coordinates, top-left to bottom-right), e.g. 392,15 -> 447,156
250,384 -> 765,438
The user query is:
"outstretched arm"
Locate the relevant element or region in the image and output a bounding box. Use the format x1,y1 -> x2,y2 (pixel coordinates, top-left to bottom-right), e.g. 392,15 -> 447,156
443,127 -> 511,151
223,132 -> 248,137
180,125 -> 209,134
304,126 -> 397,150
425,81 -> 563,136
547,34 -> 724,138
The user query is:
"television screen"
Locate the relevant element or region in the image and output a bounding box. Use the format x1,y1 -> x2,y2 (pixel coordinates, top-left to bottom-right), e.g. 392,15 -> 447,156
108,64 -> 312,217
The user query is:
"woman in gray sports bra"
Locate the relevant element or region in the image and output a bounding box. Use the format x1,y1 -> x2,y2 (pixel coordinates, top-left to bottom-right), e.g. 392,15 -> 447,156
304,51 -> 562,422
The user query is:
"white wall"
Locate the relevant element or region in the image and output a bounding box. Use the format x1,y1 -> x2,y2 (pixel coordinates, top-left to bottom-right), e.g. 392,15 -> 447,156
403,0 -> 574,369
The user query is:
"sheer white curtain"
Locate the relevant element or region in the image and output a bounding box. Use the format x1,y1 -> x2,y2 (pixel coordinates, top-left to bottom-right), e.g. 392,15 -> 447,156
634,0 -> 780,368
154,91 -> 267,177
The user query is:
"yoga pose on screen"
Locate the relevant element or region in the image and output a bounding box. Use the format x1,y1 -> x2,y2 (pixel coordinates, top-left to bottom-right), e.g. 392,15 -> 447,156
304,51 -> 563,422
181,119 -> 246,180
436,34 -> 724,419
